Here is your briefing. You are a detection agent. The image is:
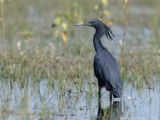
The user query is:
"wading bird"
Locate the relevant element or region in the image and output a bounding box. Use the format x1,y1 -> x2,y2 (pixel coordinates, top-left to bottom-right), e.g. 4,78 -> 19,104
75,19 -> 122,106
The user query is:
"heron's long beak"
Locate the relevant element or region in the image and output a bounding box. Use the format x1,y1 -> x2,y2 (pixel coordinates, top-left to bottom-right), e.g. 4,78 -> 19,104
74,23 -> 88,26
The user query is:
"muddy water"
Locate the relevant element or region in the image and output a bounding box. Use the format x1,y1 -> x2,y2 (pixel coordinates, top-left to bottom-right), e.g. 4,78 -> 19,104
0,79 -> 160,120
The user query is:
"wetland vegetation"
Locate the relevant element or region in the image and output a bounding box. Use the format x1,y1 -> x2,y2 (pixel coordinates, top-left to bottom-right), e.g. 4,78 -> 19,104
0,0 -> 160,119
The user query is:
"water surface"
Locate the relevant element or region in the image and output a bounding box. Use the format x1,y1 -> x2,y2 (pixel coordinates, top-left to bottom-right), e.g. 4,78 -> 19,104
0,79 -> 160,120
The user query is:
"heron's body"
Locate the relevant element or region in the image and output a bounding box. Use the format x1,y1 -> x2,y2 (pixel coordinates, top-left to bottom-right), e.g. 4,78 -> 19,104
75,18 -> 122,102
93,35 -> 122,98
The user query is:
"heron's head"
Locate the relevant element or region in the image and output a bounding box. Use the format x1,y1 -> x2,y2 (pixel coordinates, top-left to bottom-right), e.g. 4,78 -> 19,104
75,19 -> 101,28
75,19 -> 115,40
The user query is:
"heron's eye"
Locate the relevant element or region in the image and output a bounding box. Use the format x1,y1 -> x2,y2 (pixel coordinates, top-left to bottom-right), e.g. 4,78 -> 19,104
90,21 -> 94,24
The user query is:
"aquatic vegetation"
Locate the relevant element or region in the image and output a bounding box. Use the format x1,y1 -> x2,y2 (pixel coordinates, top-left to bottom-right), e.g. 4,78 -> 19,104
0,0 -> 160,119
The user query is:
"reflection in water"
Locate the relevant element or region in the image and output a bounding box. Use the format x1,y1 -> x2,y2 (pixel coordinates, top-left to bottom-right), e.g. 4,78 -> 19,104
97,101 -> 122,120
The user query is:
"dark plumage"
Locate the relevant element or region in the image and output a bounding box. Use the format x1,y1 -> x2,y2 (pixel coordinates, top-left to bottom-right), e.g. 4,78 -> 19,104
75,19 -> 122,103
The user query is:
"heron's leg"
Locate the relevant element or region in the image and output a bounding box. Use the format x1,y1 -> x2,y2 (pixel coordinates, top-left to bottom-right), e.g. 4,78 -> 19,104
98,87 -> 103,118
98,86 -> 101,105
97,103 -> 104,119
110,92 -> 112,104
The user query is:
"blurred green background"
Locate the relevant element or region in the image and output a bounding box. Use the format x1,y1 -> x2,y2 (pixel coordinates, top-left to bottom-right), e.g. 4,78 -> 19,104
0,0 -> 160,87
1,0 -> 160,119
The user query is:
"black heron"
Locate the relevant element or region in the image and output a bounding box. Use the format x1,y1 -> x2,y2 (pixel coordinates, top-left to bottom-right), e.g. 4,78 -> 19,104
75,19 -> 122,104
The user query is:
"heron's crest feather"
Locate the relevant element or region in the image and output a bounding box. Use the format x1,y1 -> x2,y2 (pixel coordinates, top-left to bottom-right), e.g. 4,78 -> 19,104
103,23 -> 115,40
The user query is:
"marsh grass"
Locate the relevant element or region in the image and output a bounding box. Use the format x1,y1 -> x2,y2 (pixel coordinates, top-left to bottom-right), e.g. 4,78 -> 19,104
121,50 -> 160,88
0,42 -> 159,119
0,0 -> 160,119
0,45 -> 159,92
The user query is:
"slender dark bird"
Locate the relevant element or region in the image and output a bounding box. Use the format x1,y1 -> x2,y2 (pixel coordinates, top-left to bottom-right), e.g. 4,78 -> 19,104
75,19 -> 122,104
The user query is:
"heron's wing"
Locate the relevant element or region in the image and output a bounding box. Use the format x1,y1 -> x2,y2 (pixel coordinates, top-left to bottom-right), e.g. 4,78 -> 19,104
101,56 -> 122,97
102,63 -> 117,89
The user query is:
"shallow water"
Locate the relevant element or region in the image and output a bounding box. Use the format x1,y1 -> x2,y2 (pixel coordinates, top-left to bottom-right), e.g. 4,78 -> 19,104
0,79 -> 160,120
0,0 -> 160,119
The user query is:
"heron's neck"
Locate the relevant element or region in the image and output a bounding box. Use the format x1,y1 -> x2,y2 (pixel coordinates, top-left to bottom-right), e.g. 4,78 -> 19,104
93,33 -> 105,52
